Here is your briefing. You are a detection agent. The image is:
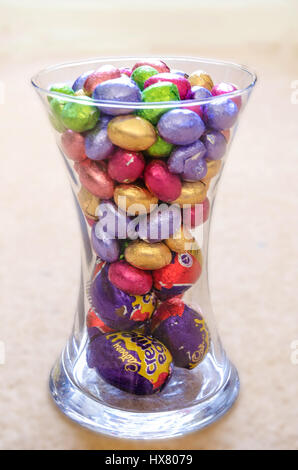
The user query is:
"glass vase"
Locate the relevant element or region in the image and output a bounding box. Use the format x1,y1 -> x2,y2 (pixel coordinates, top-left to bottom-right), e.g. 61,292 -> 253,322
31,57 -> 256,439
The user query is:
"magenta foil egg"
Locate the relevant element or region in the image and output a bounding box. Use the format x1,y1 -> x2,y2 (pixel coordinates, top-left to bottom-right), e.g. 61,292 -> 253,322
107,149 -> 145,183
144,160 -> 182,202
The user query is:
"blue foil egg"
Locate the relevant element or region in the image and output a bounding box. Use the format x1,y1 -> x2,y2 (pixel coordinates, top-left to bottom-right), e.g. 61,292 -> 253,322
157,109 -> 205,145
203,98 -> 238,130
167,140 -> 207,181
201,129 -> 227,160
92,77 -> 142,115
85,117 -> 115,160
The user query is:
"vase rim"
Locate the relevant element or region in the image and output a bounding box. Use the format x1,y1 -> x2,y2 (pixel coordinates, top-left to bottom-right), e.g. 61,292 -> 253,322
31,56 -> 257,109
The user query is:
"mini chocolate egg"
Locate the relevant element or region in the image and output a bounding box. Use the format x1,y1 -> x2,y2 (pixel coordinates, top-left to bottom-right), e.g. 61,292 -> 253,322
85,118 -> 115,161
50,88 -> 75,119
60,129 -> 86,162
145,133 -> 174,158
91,223 -> 120,262
183,197 -> 210,228
138,82 -> 180,125
153,252 -> 201,300
144,160 -> 182,202
72,70 -> 94,92
48,84 -> 74,102
211,82 -> 241,109
108,260 -> 153,295
157,109 -> 205,145
107,115 -> 157,151
143,73 -> 191,100
165,225 -> 197,253
84,65 -> 121,95
87,330 -> 172,395
131,65 -> 159,91
191,85 -> 213,100
125,240 -> 172,270
96,200 -> 134,240
132,59 -> 170,73
120,67 -> 132,77
188,70 -> 214,91
201,129 -> 227,160
203,98 -> 238,131
78,186 -> 100,221
61,97 -> 100,132
167,140 -> 207,181
75,159 -> 114,198
91,262 -> 156,329
114,183 -> 158,215
150,297 -> 209,369
92,77 -> 142,115
87,307 -> 116,339
108,149 -> 145,183
201,159 -> 222,183
172,181 -> 208,206
138,203 -> 181,243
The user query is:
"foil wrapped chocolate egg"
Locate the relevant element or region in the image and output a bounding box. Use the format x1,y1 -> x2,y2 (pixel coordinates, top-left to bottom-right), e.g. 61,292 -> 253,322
157,109 -> 205,145
107,115 -> 157,151
165,225 -> 197,253
78,186 -> 100,221
144,160 -> 182,202
131,65 -> 159,91
108,149 -> 145,183
203,98 -> 238,131
91,223 -> 120,262
201,159 -> 222,184
189,70 -> 214,91
125,240 -> 172,270
75,159 -> 114,198
201,129 -> 227,160
92,77 -> 142,115
172,181 -> 208,206
84,118 -> 115,161
212,82 -> 241,109
91,262 -> 156,329
167,140 -> 207,181
145,133 -> 174,158
108,260 -> 153,295
87,330 -> 172,395
132,59 -> 170,74
114,184 -> 158,215
153,252 -> 201,300
138,203 -> 181,243
150,297 -> 209,369
72,70 -> 94,92
60,129 -> 86,162
61,97 -> 100,132
143,73 -> 191,100
183,197 -> 210,228
191,85 -> 213,100
87,307 -> 116,339
84,65 -> 121,95
138,82 -> 180,125
96,200 -> 134,239
120,67 -> 132,77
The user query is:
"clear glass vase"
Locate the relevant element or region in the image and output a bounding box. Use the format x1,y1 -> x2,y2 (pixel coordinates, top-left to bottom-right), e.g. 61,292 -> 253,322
31,57 -> 256,439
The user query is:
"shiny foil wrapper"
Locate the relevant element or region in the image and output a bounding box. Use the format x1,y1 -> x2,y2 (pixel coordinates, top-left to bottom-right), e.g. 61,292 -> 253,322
173,181 -> 208,206
78,186 -> 100,221
114,184 -> 158,215
189,70 -> 214,91
125,240 -> 172,270
107,115 -> 157,151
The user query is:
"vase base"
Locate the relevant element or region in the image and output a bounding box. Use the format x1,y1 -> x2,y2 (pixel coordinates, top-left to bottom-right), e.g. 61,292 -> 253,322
49,347 -> 239,439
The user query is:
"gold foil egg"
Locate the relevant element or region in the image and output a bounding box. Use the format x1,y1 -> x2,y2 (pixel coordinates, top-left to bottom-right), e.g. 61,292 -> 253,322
107,115 -> 157,151
125,240 -> 172,270
201,159 -> 222,183
189,70 -> 214,91
78,186 -> 100,220
165,225 -> 197,253
114,184 -> 158,215
173,181 -> 208,206
188,248 -> 203,266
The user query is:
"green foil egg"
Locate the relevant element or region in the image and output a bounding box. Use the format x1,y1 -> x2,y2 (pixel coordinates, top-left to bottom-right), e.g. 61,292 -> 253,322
137,82 -> 180,125
131,65 -> 159,91
146,133 -> 174,157
61,97 -> 100,132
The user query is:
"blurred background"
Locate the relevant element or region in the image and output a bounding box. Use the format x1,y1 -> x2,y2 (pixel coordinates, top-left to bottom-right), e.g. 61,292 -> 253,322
0,0 -> 298,450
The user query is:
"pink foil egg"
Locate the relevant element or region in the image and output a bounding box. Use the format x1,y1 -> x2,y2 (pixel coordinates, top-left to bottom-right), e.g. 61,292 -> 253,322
183,197 -> 210,228
84,65 -> 121,95
183,104 -> 203,118
144,160 -> 182,202
61,130 -> 86,162
211,82 -> 242,109
132,59 -> 170,74
108,260 -> 153,295
107,148 -> 145,183
120,67 -> 132,77
143,73 -> 191,100
74,158 -> 114,198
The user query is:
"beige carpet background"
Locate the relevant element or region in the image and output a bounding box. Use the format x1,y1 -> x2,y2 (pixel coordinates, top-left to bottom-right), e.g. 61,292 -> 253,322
0,0 -> 298,450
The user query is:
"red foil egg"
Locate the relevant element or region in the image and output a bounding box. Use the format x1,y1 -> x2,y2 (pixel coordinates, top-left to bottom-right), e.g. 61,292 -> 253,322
87,307 -> 116,339
120,67 -> 132,77
84,65 -> 121,95
108,149 -> 145,183
143,73 -> 191,100
60,130 -> 86,162
132,59 -> 170,74
144,160 -> 182,202
183,197 -> 210,228
211,82 -> 242,109
74,158 -> 114,198
108,260 -> 153,295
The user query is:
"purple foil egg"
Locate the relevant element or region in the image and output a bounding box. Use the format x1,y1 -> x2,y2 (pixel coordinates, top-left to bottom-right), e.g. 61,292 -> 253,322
138,203 -> 181,242
201,129 -> 227,160
191,86 -> 213,100
167,140 -> 207,181
85,119 -> 115,161
72,70 -> 94,91
203,98 -> 238,130
157,109 -> 205,145
96,200 -> 136,240
91,223 -> 120,262
92,77 -> 142,115
91,263 -> 156,330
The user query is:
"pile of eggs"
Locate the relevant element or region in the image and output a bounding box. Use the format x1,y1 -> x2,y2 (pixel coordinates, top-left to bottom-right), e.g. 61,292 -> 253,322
49,59 -> 240,395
